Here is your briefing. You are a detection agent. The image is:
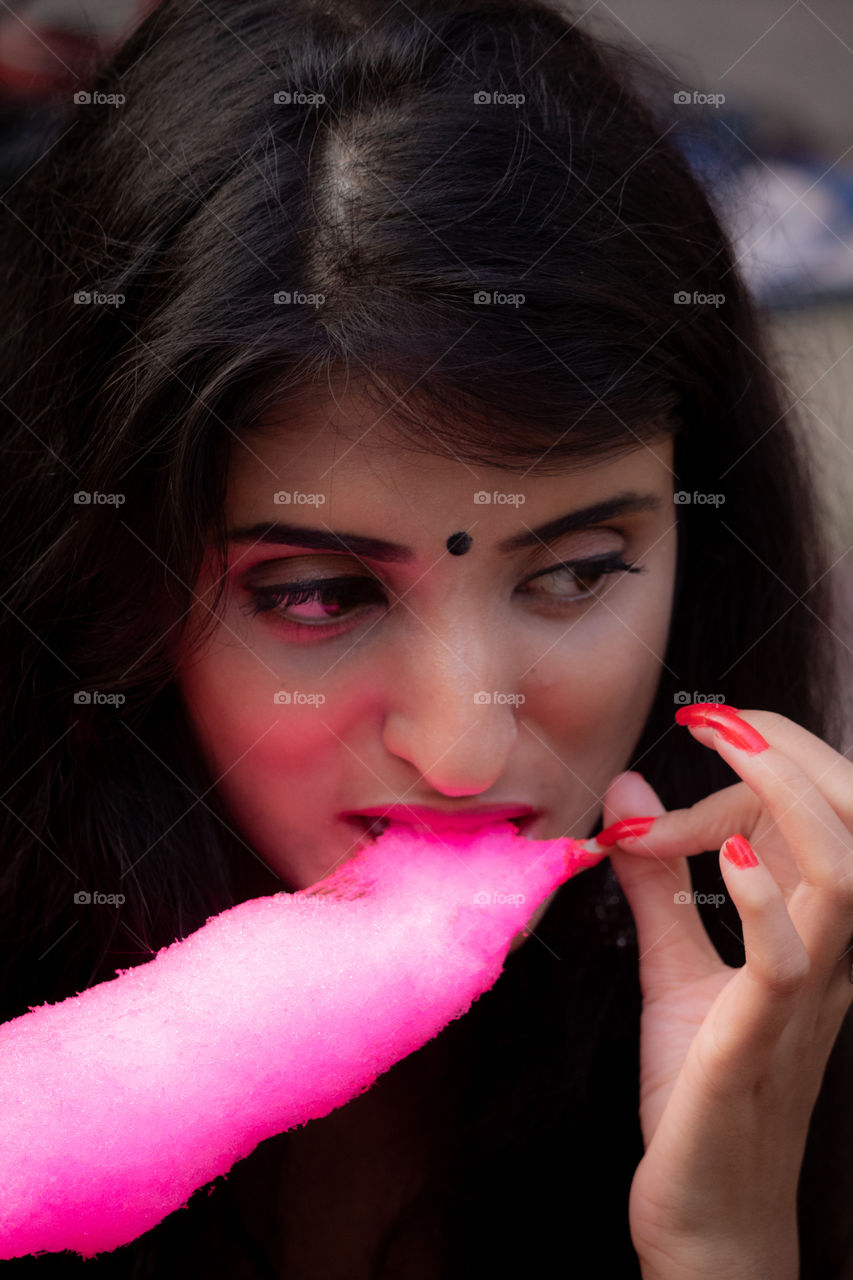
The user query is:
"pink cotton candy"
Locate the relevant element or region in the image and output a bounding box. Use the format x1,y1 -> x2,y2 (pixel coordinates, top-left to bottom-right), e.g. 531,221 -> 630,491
0,820 -> 604,1260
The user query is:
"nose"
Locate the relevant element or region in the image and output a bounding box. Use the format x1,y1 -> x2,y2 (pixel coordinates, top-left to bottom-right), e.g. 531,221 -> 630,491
380,617 -> 520,795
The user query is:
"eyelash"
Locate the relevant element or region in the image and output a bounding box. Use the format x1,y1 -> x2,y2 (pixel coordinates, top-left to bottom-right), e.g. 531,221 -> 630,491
243,552 -> 646,639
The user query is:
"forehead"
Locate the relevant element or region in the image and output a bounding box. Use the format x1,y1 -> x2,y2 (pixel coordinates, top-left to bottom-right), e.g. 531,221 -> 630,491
229,387 -> 675,518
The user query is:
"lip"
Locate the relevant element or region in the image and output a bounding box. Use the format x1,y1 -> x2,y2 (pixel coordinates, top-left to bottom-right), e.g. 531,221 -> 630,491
342,803 -> 539,837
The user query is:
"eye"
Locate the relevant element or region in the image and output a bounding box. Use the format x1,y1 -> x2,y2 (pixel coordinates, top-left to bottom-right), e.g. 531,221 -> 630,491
243,575 -> 385,626
521,552 -> 645,601
242,551 -> 645,638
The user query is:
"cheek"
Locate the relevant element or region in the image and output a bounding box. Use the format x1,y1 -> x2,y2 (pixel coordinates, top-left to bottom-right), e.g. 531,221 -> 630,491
525,569 -> 674,767
177,635 -> 261,767
176,622 -> 350,817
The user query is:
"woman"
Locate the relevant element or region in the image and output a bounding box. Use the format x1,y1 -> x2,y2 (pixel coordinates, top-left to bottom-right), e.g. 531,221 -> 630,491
0,0 -> 851,1275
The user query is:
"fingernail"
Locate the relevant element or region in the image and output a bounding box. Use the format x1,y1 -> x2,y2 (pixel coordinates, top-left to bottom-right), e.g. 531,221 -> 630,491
572,841 -> 610,868
595,815 -> 657,848
722,833 -> 759,868
674,703 -> 769,754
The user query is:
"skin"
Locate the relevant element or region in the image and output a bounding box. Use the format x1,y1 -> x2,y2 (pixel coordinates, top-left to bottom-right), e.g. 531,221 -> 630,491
170,389 -> 677,1267
174,385 -> 679,958
171,385 -> 853,1274
599,716 -> 853,1278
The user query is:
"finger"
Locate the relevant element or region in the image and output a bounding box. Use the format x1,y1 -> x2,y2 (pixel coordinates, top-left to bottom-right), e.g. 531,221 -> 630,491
603,772 -> 722,984
593,706 -> 852,883
589,777 -> 763,863
685,706 -> 853,829
688,835 -> 815,1102
706,834 -> 853,1095
718,834 -> 810,1025
684,711 -> 853,971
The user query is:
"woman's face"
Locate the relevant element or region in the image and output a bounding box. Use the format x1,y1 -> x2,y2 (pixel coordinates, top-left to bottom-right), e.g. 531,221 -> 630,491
176,388 -> 677,950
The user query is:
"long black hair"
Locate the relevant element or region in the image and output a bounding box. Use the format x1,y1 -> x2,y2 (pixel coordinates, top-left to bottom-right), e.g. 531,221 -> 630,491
0,1 -> 849,1275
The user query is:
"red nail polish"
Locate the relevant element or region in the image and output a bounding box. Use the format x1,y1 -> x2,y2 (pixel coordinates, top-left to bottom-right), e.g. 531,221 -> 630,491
595,815 -> 656,847
722,833 -> 759,868
675,703 -> 740,719
674,704 -> 768,754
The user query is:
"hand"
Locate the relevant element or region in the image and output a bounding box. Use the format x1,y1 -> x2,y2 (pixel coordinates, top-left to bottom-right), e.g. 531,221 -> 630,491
593,703 -> 853,1280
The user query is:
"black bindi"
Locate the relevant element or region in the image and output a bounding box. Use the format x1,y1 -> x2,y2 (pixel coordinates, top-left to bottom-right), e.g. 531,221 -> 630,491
446,531 -> 473,556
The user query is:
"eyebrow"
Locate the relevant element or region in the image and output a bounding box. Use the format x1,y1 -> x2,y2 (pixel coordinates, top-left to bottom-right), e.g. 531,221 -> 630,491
227,491 -> 663,562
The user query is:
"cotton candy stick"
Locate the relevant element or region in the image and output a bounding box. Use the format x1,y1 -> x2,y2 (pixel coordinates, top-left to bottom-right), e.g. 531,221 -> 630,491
0,821 -> 605,1260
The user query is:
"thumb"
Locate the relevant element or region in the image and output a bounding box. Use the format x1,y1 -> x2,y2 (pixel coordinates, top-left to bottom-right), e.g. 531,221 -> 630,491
602,772 -> 720,981
601,769 -> 666,831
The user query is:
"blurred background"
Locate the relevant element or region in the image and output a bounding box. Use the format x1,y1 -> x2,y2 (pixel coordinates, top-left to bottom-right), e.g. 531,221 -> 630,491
0,0 -> 850,730
589,0 -> 853,745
